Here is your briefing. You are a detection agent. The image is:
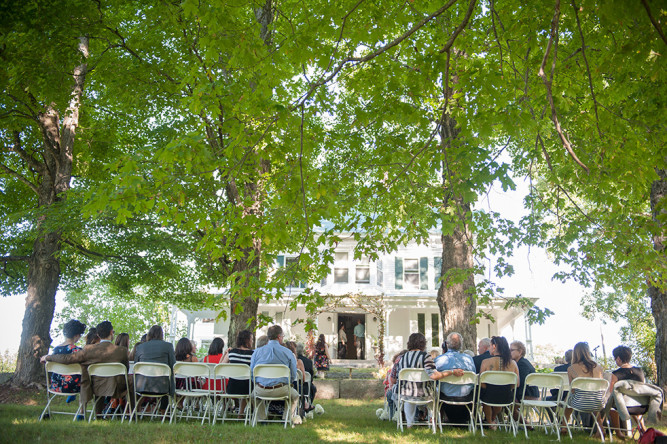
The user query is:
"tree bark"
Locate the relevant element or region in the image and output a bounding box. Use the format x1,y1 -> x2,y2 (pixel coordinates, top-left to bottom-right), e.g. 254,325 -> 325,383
649,168 -> 667,393
436,109 -> 477,349
437,207 -> 478,350
12,37 -> 88,386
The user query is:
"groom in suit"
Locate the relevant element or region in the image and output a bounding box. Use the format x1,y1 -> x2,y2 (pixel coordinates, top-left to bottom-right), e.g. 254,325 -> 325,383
42,320 -> 131,415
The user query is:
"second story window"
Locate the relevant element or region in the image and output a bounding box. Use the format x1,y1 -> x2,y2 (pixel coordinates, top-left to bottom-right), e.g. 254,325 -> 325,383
286,257 -> 305,288
403,258 -> 420,289
334,252 -> 349,283
355,256 -> 370,284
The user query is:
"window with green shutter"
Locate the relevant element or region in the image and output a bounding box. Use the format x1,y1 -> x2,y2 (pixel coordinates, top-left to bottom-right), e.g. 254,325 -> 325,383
394,257 -> 403,289
434,256 -> 442,289
432,313 -> 440,347
418,313 -> 425,336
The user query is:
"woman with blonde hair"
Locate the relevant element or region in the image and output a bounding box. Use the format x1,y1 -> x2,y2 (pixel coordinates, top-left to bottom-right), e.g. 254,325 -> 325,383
562,342 -> 605,436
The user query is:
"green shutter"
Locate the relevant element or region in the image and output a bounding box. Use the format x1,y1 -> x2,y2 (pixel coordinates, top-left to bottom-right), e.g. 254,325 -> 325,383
419,257 -> 428,290
434,256 -> 442,288
394,257 -> 403,290
277,255 -> 284,267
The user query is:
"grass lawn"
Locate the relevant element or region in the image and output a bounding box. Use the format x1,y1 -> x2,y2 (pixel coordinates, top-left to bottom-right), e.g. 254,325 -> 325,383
1,385 -> 665,443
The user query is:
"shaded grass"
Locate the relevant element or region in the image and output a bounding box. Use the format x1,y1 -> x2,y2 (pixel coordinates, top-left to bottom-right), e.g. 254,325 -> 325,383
1,392 -> 665,443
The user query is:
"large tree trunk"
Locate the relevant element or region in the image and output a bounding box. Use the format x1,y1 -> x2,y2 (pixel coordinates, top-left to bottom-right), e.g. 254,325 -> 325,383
649,168 -> 666,392
227,243 -> 261,346
12,38 -> 88,386
436,110 -> 477,350
437,208 -> 478,350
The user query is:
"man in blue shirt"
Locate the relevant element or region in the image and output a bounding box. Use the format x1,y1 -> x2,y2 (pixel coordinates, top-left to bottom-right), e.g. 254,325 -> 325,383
434,332 -> 476,426
250,325 -> 301,425
353,319 -> 365,359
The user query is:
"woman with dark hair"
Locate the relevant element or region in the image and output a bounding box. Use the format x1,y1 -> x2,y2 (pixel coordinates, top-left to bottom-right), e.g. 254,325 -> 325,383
129,334 -> 147,362
49,319 -> 86,393
114,333 -> 130,350
314,334 -> 331,377
175,337 -> 198,390
479,336 -> 520,427
388,333 -> 456,428
85,327 -> 100,346
222,330 -> 254,416
608,345 -> 645,439
201,338 -> 225,392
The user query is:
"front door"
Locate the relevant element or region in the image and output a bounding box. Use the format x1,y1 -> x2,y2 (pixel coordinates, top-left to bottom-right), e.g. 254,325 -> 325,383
336,313 -> 366,359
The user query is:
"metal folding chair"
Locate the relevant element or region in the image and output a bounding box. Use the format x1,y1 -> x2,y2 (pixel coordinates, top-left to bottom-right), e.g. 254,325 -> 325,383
476,370 -> 518,437
40,362 -> 85,421
87,362 -> 131,423
171,362 -> 212,425
251,364 -> 294,428
212,363 -> 252,425
517,373 -> 563,440
396,368 -> 438,433
436,371 -> 478,433
560,377 -> 609,441
130,362 -> 173,423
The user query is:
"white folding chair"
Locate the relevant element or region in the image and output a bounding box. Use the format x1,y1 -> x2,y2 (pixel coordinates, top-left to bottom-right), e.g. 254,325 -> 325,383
476,371 -> 518,437
517,373 -> 563,440
396,368 -> 438,433
171,362 -> 212,425
40,362 -> 85,421
303,371 -> 312,404
87,362 -> 131,423
251,364 -> 293,428
131,362 -> 173,423
212,363 -> 252,425
560,377 -> 609,441
436,371 -> 478,433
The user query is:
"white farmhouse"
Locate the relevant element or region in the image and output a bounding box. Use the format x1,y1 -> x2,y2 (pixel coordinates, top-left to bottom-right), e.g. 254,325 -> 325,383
172,231 -> 534,362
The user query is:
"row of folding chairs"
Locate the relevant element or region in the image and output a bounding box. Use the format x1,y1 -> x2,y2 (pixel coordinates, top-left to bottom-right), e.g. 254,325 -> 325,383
396,368 -> 614,441
41,361 -> 309,428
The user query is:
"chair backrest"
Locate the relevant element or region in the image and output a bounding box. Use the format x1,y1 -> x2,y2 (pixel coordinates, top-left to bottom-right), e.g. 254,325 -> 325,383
398,368 -> 430,383
253,364 -> 290,380
133,362 -> 172,378
552,371 -> 570,389
88,362 -> 128,378
479,370 -> 518,386
173,362 -> 210,378
46,361 -> 83,377
570,377 -> 609,393
525,373 -> 563,390
304,372 -> 312,384
214,363 -> 250,380
438,371 -> 477,386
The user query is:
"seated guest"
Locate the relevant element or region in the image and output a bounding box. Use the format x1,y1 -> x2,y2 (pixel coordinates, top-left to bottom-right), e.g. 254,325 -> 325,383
115,333 -> 130,350
42,321 -> 131,416
49,319 -> 86,394
389,332 -> 458,428
511,340 -> 538,400
608,345 -> 645,440
385,350 -> 407,419
256,335 -> 269,349
129,334 -> 147,362
134,325 -> 176,399
174,337 -> 199,390
201,337 -> 225,393
250,325 -> 301,425
222,330 -> 254,416
286,341 -> 311,412
563,342 -> 605,434
85,327 -> 100,346
547,349 -> 572,401
434,332 -> 476,425
296,342 -> 317,407
473,337 -> 491,373
479,336 -> 519,428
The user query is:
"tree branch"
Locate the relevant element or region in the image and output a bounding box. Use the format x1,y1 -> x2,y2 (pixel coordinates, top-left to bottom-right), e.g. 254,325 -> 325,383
641,0 -> 667,46
439,0 -> 478,53
8,131 -> 44,174
571,0 -> 602,138
0,163 -> 39,195
61,238 -> 124,260
538,0 -> 589,174
0,256 -> 30,262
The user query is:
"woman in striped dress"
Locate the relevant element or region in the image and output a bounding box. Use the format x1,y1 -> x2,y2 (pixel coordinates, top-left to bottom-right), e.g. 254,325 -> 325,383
222,330 -> 254,416
563,342 -> 605,434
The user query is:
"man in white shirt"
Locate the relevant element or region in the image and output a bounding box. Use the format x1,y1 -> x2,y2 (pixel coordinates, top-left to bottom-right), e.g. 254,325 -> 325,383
338,322 -> 347,359
353,319 -> 365,359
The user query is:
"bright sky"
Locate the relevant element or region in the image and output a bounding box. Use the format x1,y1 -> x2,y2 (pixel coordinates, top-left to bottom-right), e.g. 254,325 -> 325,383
0,177 -> 624,360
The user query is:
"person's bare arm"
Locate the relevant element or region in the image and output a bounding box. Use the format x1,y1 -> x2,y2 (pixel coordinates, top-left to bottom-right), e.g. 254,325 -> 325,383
430,368 -> 464,380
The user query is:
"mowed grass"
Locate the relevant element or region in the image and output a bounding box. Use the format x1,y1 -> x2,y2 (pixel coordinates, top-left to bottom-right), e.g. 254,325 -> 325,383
2,389 -> 666,443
